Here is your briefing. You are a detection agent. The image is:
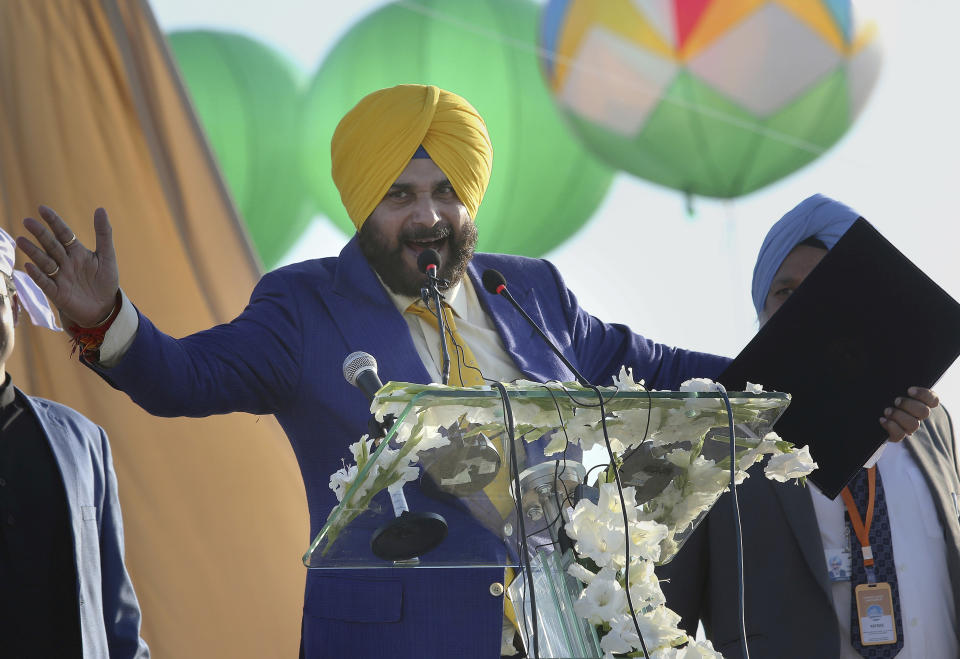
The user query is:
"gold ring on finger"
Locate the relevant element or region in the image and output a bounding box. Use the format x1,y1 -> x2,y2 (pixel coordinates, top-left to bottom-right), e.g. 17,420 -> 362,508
62,234 -> 77,248
45,264 -> 60,277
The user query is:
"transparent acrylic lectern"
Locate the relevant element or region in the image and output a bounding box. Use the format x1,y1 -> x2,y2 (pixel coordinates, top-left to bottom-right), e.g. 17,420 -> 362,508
303,383 -> 790,658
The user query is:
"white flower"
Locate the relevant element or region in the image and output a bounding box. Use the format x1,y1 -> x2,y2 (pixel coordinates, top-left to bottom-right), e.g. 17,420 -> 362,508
685,455 -> 730,493
626,560 -> 666,607
328,464 -> 358,502
348,436 -> 375,465
567,561 -> 598,585
611,365 -> 646,391
667,490 -> 721,535
652,637 -> 723,658
601,606 -> 685,656
391,460 -> 419,486
745,382 -> 764,394
765,445 -> 818,482
737,433 -> 779,470
410,426 -> 450,453
573,568 -> 628,625
628,519 -> 670,563
679,378 -> 719,393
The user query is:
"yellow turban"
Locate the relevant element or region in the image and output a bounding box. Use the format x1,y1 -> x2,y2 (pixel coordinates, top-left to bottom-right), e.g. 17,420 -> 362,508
331,84 -> 493,230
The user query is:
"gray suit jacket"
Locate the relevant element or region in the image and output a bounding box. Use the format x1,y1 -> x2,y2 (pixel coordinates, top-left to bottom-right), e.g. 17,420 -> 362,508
658,405 -> 960,658
22,391 -> 150,659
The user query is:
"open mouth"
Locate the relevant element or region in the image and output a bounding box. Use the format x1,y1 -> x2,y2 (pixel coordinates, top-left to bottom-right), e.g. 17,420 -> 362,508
404,235 -> 447,255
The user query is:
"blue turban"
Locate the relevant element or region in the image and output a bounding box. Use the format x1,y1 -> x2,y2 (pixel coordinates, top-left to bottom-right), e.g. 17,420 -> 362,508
751,194 -> 861,316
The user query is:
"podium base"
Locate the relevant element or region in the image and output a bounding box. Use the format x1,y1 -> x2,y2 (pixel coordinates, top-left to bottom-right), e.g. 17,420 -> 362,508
370,511 -> 448,561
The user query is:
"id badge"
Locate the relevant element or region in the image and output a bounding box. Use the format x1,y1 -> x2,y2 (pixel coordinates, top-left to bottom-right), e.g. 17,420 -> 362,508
854,582 -> 898,645
825,548 -> 852,581
825,525 -> 852,581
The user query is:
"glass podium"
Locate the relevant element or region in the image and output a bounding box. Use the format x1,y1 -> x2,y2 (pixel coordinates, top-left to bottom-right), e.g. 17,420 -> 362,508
303,382 -> 791,658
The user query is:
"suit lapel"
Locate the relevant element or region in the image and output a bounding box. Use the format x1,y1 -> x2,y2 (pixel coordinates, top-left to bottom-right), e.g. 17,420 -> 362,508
19,393 -> 83,570
468,259 -> 567,382
770,477 -> 834,603
326,237 -> 432,385
904,426 -> 960,624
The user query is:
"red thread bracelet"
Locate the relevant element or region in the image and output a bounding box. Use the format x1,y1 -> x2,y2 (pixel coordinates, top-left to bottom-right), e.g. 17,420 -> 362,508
68,292 -> 123,360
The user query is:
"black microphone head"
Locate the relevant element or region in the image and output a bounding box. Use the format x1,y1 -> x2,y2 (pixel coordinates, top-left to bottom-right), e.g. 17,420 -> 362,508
417,248 -> 441,274
481,269 -> 507,295
343,351 -> 377,387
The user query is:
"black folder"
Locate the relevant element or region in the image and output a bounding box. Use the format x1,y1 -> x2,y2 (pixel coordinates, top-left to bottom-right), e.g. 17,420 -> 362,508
719,218 -> 960,499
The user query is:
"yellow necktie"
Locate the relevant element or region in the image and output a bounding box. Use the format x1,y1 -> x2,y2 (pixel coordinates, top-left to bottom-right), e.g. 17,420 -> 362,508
404,300 -> 485,387
404,300 -> 520,633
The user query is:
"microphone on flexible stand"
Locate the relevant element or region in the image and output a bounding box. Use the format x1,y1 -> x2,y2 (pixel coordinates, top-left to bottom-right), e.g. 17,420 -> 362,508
480,269 -> 595,557
417,249 -> 451,384
481,268 -> 654,657
481,269 -> 591,387
342,351 -> 448,562
343,350 -> 395,438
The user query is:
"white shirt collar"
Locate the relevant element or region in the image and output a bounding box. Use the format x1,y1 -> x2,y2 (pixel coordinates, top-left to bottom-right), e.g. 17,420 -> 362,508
377,271 -> 469,318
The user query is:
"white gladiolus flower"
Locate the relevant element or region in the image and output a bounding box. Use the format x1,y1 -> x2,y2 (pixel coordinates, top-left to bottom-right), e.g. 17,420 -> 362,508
611,365 -> 646,391
765,445 -> 818,482
685,456 -> 731,493
626,560 -> 666,607
411,427 -> 450,453
679,378 -> 719,393
574,569 -> 628,625
652,637 -> 723,658
628,519 -> 670,564
737,434 -> 779,470
601,606 -> 685,657
745,382 -> 764,394
567,561 -> 597,585
348,436 -> 375,465
328,464 -> 358,502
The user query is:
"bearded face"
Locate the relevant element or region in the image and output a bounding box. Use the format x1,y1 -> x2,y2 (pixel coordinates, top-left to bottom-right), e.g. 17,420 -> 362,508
359,158 -> 478,297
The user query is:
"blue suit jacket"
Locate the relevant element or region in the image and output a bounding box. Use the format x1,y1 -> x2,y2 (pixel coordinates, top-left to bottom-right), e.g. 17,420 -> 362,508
20,391 -> 149,659
96,237 -> 727,657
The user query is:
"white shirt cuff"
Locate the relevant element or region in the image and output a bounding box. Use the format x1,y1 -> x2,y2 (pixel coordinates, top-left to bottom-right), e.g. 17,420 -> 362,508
97,289 -> 139,367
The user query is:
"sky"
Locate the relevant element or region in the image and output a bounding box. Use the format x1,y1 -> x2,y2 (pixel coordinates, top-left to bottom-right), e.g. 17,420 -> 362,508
152,0 -> 960,420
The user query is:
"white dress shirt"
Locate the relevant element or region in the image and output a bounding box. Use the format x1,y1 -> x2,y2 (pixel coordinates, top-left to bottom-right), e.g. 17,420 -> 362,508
809,439 -> 957,658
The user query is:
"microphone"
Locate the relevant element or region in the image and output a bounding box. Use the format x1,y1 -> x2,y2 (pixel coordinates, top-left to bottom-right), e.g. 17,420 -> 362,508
416,249 -> 451,384
343,351 -> 384,402
417,248 -> 440,277
343,351 -> 394,439
342,351 -> 449,562
481,269 -> 591,387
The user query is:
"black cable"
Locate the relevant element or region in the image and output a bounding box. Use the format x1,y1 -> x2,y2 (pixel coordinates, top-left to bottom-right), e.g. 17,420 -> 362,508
438,312 -> 487,386
583,462 -> 610,485
422,294 -> 452,384
715,384 -> 750,659
493,381 -> 540,659
588,383 -> 651,659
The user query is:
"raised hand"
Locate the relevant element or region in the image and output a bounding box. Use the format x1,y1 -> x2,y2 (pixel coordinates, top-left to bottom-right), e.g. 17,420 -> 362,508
17,206 -> 120,328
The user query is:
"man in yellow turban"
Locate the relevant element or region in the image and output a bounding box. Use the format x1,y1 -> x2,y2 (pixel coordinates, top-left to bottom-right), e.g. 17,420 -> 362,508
20,84 -> 735,658
333,84 -> 492,300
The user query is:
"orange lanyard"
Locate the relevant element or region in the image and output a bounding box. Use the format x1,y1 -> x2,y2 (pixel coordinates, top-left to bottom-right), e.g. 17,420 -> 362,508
840,466 -> 877,570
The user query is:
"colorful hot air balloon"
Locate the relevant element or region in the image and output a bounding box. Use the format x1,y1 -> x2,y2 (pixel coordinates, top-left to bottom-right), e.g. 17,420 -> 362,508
169,30 -> 313,268
302,0 -> 614,257
539,0 -> 881,198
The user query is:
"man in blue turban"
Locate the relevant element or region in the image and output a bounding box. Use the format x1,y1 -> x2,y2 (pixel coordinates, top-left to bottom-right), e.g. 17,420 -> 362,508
659,194 -> 958,658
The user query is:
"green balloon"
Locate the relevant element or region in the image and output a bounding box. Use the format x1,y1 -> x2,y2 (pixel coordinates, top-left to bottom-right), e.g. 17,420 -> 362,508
168,30 -> 312,268
302,0 -> 614,257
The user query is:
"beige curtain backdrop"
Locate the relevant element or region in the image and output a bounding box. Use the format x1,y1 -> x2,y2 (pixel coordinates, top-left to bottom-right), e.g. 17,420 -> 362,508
0,0 -> 309,656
